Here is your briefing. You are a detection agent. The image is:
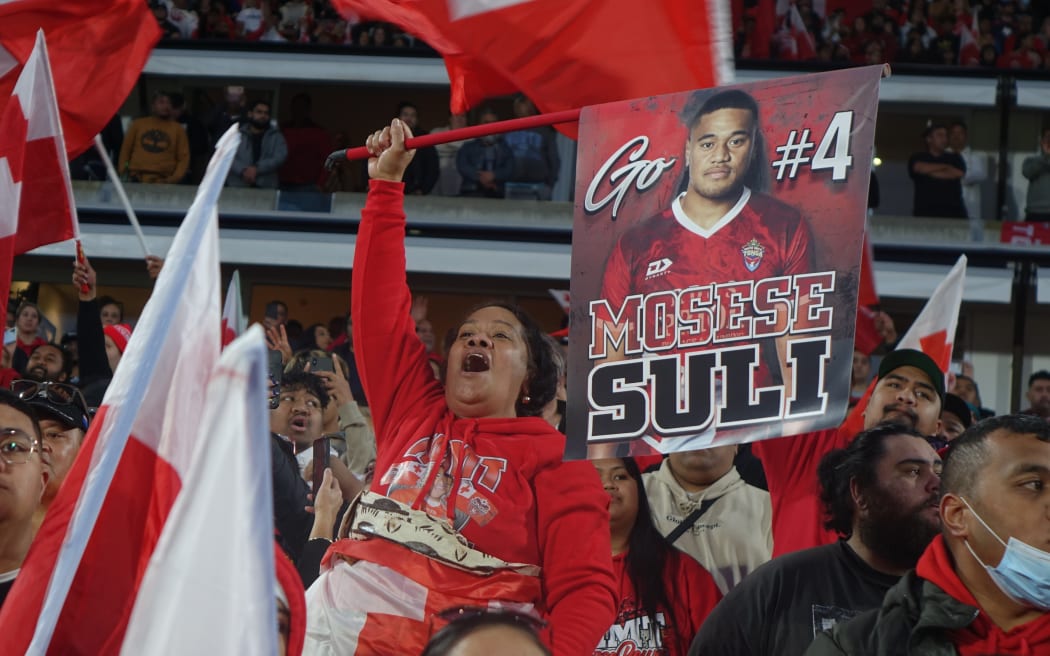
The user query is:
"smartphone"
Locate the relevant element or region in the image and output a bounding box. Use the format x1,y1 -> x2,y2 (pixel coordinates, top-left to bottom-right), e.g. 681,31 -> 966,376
310,354 -> 335,374
268,349 -> 283,409
312,436 -> 331,497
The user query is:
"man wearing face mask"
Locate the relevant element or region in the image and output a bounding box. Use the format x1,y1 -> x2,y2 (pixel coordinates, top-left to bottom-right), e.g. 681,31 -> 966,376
807,413 -> 1050,655
227,99 -> 288,189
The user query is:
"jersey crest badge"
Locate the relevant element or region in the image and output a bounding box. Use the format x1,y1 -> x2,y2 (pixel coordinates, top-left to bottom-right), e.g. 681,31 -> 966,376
741,238 -> 765,272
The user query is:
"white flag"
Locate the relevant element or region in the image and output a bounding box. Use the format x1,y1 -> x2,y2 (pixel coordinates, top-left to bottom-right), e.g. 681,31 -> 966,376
896,254 -> 967,375
222,269 -> 246,347
122,326 -> 276,655
0,125 -> 242,654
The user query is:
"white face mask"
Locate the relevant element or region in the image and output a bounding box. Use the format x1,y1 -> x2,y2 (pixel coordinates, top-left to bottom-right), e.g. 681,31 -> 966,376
960,496 -> 1050,611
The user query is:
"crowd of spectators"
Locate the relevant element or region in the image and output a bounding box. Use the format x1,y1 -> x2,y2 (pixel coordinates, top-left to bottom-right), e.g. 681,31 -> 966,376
150,0 -> 1050,74
5,3 -> 1050,651
81,86 -> 562,201
151,0 -> 426,49
6,118 -> 1050,656
735,0 -> 1050,71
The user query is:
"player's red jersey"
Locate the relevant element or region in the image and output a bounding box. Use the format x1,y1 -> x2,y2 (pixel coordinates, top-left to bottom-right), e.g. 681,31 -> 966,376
599,188 -> 813,398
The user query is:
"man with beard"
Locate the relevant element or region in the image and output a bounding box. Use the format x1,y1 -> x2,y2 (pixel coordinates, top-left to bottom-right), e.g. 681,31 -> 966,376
227,100 -> 287,189
689,424 -> 942,656
807,413 -> 1050,654
755,348 -> 944,556
1021,370 -> 1050,421
23,344 -> 70,384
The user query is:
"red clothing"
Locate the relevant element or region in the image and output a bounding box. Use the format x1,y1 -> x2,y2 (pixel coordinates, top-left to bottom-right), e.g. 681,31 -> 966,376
753,425 -> 852,557
320,539 -> 545,656
601,189 -> 813,390
16,336 -> 45,358
595,550 -> 722,656
917,535 -> 1050,655
278,124 -> 332,187
0,368 -> 18,390
351,179 -> 616,656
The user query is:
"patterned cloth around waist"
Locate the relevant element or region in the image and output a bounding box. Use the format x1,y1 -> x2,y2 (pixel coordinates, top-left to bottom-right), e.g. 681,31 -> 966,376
345,491 -> 541,577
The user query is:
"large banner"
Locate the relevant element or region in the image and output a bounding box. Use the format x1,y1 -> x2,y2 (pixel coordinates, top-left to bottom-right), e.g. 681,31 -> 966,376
566,67 -> 883,459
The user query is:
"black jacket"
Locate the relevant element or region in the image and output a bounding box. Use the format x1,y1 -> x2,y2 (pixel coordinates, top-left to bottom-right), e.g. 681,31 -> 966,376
77,299 -> 113,407
271,433 -> 312,564
805,570 -> 979,656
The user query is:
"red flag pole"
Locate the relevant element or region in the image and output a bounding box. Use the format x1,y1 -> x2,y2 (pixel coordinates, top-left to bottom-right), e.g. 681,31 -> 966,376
339,108 -> 582,161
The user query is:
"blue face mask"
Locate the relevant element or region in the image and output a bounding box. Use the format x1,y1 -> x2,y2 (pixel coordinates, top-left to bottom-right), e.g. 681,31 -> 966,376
960,496 -> 1050,611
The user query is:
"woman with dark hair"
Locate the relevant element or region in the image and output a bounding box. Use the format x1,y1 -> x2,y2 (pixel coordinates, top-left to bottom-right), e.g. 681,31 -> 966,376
97,295 -> 124,326
12,302 -> 46,363
421,607 -> 551,656
299,323 -> 333,352
592,458 -> 721,656
304,119 -> 616,656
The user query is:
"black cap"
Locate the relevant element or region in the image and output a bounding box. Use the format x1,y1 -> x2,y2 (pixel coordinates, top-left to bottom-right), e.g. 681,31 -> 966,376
877,349 -> 945,402
27,397 -> 89,432
941,393 -> 974,429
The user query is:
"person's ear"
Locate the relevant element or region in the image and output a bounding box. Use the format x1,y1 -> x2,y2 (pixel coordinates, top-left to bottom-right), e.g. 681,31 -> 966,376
849,476 -> 867,515
38,467 -> 51,500
941,493 -> 970,539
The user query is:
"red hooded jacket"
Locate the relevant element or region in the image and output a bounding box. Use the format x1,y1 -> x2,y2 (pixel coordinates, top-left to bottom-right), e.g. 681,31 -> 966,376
349,179 -> 616,655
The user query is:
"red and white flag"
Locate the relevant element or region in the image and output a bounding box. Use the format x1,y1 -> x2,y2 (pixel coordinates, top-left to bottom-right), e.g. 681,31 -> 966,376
843,255 -> 967,434
331,0 -> 734,137
854,235 -> 883,355
785,4 -> 817,60
547,288 -> 570,314
121,326 -> 277,655
222,270 -> 246,347
0,0 -> 160,158
0,30 -> 77,329
0,126 -> 242,655
957,11 -> 980,65
895,255 -> 966,373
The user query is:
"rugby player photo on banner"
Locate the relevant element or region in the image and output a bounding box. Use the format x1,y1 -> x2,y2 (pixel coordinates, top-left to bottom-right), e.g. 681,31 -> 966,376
567,66 -> 884,460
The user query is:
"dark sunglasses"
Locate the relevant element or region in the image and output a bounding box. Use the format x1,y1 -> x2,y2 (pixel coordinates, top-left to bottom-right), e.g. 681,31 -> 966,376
11,380 -> 91,418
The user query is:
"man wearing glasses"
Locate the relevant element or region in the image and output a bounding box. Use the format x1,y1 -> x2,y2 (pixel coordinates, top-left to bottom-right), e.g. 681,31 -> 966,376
0,389 -> 47,609
8,381 -> 91,531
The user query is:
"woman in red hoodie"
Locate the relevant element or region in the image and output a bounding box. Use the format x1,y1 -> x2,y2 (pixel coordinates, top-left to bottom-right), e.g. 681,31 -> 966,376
303,119 -> 616,656
592,458 -> 722,656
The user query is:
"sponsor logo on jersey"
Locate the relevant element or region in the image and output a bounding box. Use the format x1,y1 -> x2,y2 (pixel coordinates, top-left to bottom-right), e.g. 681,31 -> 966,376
644,257 -> 673,279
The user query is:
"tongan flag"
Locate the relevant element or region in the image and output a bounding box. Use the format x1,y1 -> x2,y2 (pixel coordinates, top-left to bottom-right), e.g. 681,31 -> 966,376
854,235 -> 883,355
0,30 -> 77,332
222,270 -> 246,348
121,326 -> 277,655
331,0 -> 734,138
0,0 -> 160,157
894,254 -> 967,373
0,125 -> 241,655
842,255 -> 967,435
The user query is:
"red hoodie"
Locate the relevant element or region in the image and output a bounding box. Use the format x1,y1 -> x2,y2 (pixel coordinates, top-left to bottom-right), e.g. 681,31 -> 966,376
596,549 -> 721,656
752,425 -> 851,556
350,179 -> 616,656
917,535 -> 1050,655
